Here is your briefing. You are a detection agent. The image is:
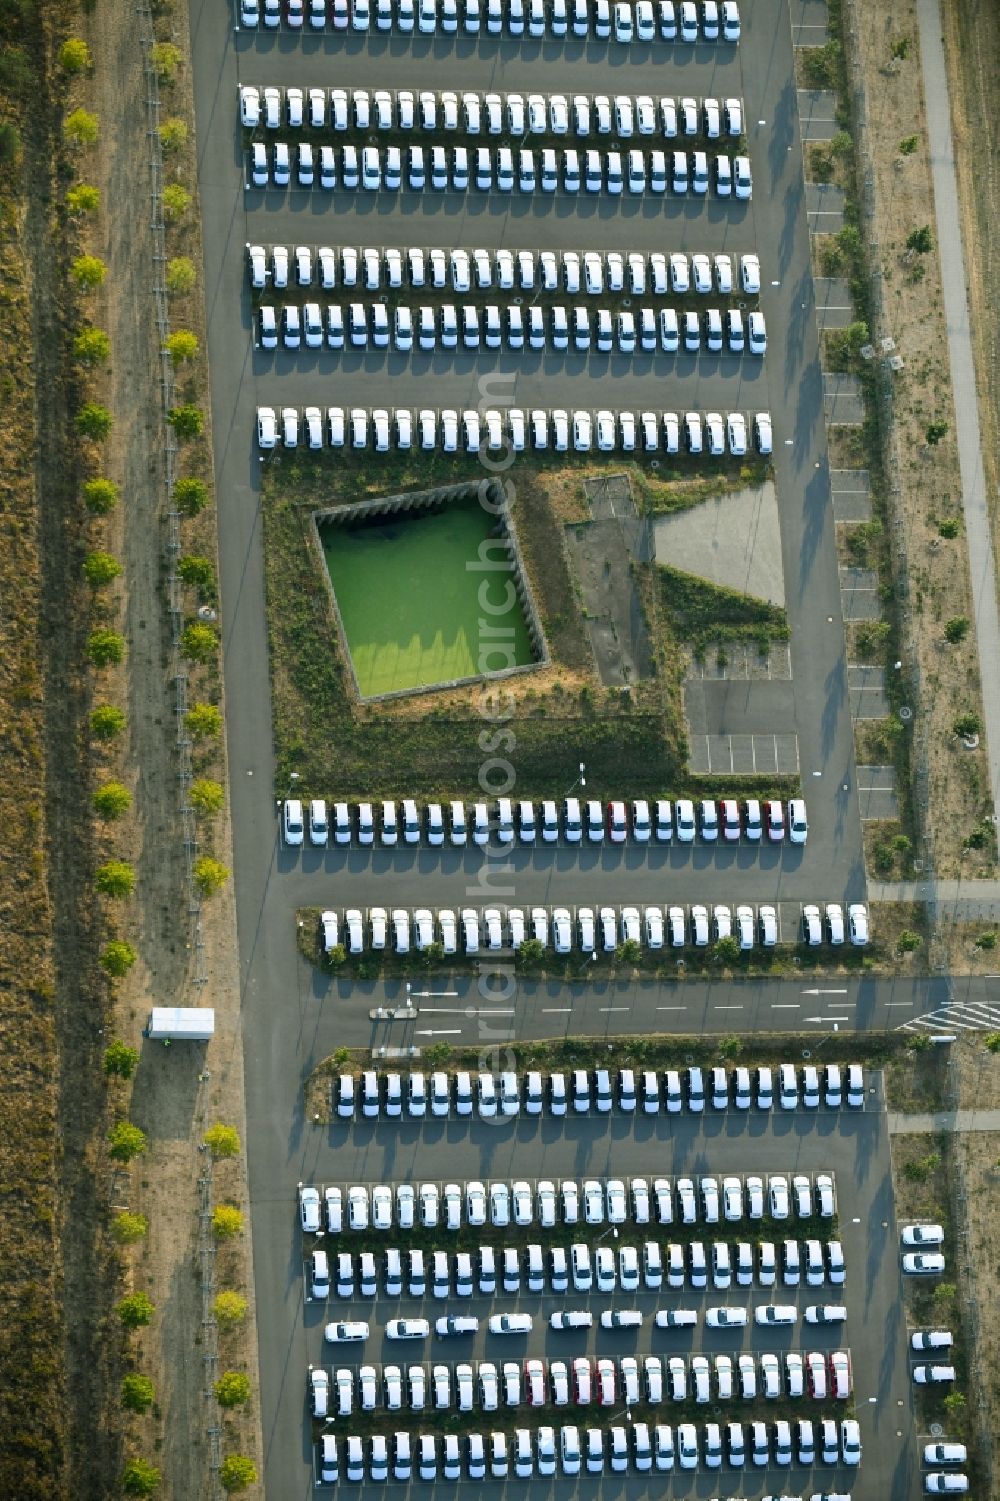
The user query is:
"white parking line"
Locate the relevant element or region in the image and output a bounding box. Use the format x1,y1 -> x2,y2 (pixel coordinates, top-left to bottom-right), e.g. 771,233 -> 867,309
600,1006 -> 630,1012
656,1005 -> 685,1011
541,1007 -> 573,1014
715,1005 -> 744,1010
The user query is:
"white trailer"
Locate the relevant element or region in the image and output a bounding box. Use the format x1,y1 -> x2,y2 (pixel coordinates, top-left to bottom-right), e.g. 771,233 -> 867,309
145,1007 -> 215,1041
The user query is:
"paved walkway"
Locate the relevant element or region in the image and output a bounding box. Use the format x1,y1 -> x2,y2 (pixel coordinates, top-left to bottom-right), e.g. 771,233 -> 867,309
871,879 -> 1000,919
888,1109 -> 1000,1135
917,0 -> 1000,826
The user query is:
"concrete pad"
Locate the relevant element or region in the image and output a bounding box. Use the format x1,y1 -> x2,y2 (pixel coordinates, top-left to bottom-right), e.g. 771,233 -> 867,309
840,568 -> 880,620
814,276 -> 854,330
857,764 -> 900,821
848,663 -> 890,717
790,0 -> 829,45
686,678 -> 798,737
798,89 -> 840,140
806,181 -> 846,232
831,468 -> 872,522
824,372 -> 865,425
652,480 -> 785,607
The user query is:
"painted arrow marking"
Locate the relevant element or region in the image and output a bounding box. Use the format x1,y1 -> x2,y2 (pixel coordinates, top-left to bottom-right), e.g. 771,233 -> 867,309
414,1029 -> 463,1037
805,1015 -> 850,1023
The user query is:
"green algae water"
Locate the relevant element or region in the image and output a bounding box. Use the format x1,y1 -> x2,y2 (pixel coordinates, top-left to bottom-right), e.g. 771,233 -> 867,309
322,499 -> 534,697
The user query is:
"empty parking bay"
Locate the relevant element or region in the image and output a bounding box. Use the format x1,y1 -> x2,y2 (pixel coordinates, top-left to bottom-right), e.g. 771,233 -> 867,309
857,765 -> 900,821
831,469 -> 872,523
689,732 -> 800,775
839,569 -> 880,620
806,182 -> 846,232
797,90 -> 839,141
814,277 -> 853,330
848,664 -> 890,718
790,0 -> 829,46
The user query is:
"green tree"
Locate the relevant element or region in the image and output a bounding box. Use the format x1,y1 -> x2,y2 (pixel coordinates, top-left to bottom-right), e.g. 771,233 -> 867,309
165,256 -> 196,294
515,937 -> 545,969
150,41 -> 182,80
204,1123 -> 241,1159
219,1455 -> 257,1493
185,702 -> 222,738
64,107 -> 99,146
165,329 -> 198,363
925,420 -> 949,445
96,859 -> 135,898
120,1373 -> 155,1412
714,935 -> 741,964
953,711 -> 982,739
91,704 -> 126,740
0,121 -> 21,165
168,404 -> 204,440
76,402 -> 113,440
190,779 -> 225,817
117,1291 -> 155,1329
942,1392 -> 965,1417
158,117 -> 188,151
88,628 -> 126,667
83,550 -> 122,588
984,1032 -> 1000,1052
121,1457 -> 161,1496
182,621 -> 217,662
214,1291 -> 248,1330
174,476 -> 209,515
803,38 -> 840,86
214,1371 -> 251,1408
836,224 -> 863,259
212,1204 -> 243,1240
907,224 -> 934,254
59,37 -> 92,72
67,182 -> 100,214
615,939 -> 642,966
899,134 -> 919,155
897,929 -> 921,953
423,1042 -> 452,1065
938,516 -> 961,538
195,857 -> 230,897
944,616 -> 969,644
74,326 -> 111,365
933,1282 -> 957,1305
93,781 -> 132,818
325,943 -> 347,969
104,1037 -> 140,1075
162,183 -> 190,220
72,253 -> 106,288
177,555 -> 216,593
112,1212 -> 149,1246
83,477 -> 119,514
719,1035 -> 743,1059
108,1121 -> 147,1162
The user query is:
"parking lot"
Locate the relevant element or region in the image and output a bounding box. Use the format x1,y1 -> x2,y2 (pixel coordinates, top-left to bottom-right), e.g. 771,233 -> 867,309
289,1064 -> 919,1495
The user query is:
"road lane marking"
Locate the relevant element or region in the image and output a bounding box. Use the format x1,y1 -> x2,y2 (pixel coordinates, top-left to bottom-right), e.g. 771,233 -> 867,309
542,1007 -> 572,1014
715,1005 -> 744,1010
656,1006 -> 685,1011
600,1006 -> 630,1012
772,1003 -> 800,1008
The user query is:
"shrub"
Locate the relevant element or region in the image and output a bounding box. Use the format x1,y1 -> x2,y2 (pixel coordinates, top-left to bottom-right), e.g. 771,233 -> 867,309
72,254 -> 106,288
907,225 -> 934,254
76,402 -> 113,440
91,704 -> 126,740
899,134 -> 919,155
0,121 -> 21,165
953,711 -> 982,739
856,619 -> 891,654
803,39 -> 840,86
67,182 -> 100,214
158,117 -> 188,151
165,329 -> 198,363
325,942 -> 347,969
101,941 -> 139,978
113,1212 -> 149,1246
165,255 -> 196,294
117,1292 -> 155,1330
185,702 -> 222,738
93,781 -> 132,818
190,779 -> 225,816
718,1035 -> 743,1059
897,929 -> 921,953
937,516 -> 961,538
181,621 -> 217,662
120,1373 -> 155,1412
204,1123 -> 241,1159
933,1282 -> 957,1304
615,939 -> 642,966
836,224 -> 862,259
902,1151 -> 939,1183
174,476 -> 209,515
121,1458 -> 161,1496
942,1392 -> 966,1416
168,404 -> 204,439
984,1031 -> 1000,1051
83,477 -> 119,513
104,1038 -> 140,1075
212,1205 -> 243,1240
714,936 -> 741,964
65,107 -> 99,146
891,33 -> 911,58
150,41 -> 182,80
83,550 -> 122,588
515,937 -> 544,969
178,555 -> 216,593
214,1371 -> 251,1408
219,1455 -> 257,1493
944,616 -> 969,644
162,183 -> 190,220
88,628 -> 126,667
74,326 -> 111,364
109,1122 -> 147,1162
829,129 -> 852,159
194,857 -> 230,897
214,1291 -> 248,1330
59,38 -> 92,72
925,420 -> 949,445
96,859 -> 135,898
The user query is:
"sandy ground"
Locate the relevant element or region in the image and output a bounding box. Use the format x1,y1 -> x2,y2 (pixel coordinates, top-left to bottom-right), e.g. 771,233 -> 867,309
87,0 -> 263,1493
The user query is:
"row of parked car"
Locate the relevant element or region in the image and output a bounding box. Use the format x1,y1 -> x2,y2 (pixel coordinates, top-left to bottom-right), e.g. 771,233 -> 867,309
240,83 -> 745,141
314,1417 -> 859,1486
248,139 -> 753,196
307,1238 -> 847,1301
289,793 -> 801,847
247,242 -> 762,297
317,1304 -> 848,1337
257,299 -> 767,358
312,1347 -> 854,1418
244,0 -> 742,43
316,1171 -> 836,1235
258,403 -> 772,456
334,1063 -> 866,1120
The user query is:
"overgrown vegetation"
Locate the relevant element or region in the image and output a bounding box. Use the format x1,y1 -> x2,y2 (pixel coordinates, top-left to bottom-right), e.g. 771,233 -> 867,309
657,565 -> 789,654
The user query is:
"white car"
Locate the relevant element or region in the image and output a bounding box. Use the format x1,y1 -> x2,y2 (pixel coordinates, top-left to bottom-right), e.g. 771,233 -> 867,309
902,1223 -> 945,1247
